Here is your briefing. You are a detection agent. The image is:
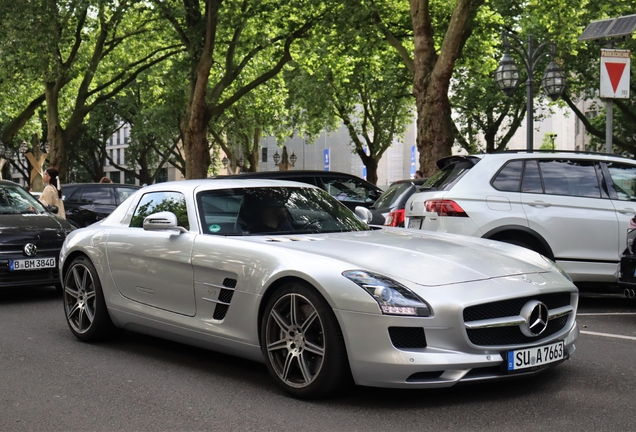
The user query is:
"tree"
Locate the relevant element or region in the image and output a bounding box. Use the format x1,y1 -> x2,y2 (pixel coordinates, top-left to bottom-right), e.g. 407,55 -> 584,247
0,1 -> 182,182
286,28 -> 414,185
154,0 -> 326,179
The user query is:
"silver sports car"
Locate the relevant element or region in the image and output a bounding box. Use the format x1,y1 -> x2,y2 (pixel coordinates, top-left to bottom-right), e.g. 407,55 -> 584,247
59,179 -> 579,398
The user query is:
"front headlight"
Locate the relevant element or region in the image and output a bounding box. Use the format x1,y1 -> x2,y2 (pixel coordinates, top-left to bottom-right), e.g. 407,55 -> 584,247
342,270 -> 431,317
541,255 -> 572,283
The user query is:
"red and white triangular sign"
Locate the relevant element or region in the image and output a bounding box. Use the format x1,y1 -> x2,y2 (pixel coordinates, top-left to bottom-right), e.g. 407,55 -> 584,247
600,49 -> 630,99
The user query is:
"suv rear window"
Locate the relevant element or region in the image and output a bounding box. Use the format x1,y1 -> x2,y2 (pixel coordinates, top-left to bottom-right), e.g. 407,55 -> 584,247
424,159 -> 476,191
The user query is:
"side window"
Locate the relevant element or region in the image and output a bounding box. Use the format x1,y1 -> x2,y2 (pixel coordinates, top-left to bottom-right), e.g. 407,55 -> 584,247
492,160 -> 523,192
539,160 -> 600,198
79,187 -> 116,205
130,191 -> 189,229
521,160 -> 543,193
606,162 -> 636,201
197,193 -> 242,234
63,187 -> 79,202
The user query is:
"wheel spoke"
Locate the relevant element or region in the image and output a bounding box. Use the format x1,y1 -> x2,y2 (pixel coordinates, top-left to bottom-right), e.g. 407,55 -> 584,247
271,309 -> 290,332
304,340 -> 325,357
84,306 -> 95,324
297,352 -> 313,384
300,310 -> 318,333
289,294 -> 300,327
281,352 -> 296,382
65,285 -> 80,299
67,303 -> 80,321
72,266 -> 83,290
267,338 -> 288,353
85,290 -> 96,302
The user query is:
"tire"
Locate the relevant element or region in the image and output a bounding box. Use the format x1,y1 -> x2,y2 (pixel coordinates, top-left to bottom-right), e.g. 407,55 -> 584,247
261,281 -> 351,399
63,255 -> 119,342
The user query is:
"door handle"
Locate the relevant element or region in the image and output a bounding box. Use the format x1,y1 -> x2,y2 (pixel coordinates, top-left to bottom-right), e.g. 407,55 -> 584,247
528,201 -> 551,207
617,208 -> 636,214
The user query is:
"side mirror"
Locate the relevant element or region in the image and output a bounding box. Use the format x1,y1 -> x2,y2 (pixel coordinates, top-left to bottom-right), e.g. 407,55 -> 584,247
45,205 -> 59,214
142,211 -> 188,233
354,206 -> 373,224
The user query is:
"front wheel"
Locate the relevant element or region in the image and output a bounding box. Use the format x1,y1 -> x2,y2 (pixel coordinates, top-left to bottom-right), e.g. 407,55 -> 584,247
63,255 -> 119,342
261,281 -> 351,399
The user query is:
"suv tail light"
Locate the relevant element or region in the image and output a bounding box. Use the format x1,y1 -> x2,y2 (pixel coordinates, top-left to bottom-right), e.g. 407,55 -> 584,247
385,209 -> 405,227
425,200 -> 468,217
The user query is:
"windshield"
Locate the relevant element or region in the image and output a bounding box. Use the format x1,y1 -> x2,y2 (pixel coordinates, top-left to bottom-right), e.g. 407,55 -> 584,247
0,185 -> 47,215
197,186 -> 370,235
372,182 -> 413,209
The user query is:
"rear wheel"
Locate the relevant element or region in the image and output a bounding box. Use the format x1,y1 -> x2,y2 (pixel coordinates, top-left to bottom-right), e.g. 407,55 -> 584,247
63,255 -> 118,342
261,281 -> 351,399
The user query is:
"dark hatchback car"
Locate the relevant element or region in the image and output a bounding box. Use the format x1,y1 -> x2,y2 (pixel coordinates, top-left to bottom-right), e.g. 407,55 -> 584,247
0,180 -> 74,290
62,183 -> 141,227
224,170 -> 383,211
364,178 -> 428,226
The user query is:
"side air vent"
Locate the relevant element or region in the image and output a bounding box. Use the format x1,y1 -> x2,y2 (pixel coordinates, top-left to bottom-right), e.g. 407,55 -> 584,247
223,278 -> 237,288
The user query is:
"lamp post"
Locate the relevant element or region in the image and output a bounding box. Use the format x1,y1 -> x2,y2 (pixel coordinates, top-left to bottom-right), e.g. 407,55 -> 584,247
548,133 -> 557,150
290,152 -> 297,167
495,31 -> 566,152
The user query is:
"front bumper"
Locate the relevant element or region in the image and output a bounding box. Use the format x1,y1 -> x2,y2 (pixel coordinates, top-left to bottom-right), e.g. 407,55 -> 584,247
335,309 -> 578,389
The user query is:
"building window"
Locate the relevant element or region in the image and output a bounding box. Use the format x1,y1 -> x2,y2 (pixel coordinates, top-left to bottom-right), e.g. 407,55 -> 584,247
125,171 -> 136,185
156,168 -> 168,183
110,171 -> 121,183
262,147 -> 268,163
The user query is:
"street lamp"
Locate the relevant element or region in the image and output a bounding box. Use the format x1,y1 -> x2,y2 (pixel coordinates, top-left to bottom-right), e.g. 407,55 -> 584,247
221,156 -> 229,167
495,31 -> 566,152
237,156 -> 244,168
290,152 -> 297,167
273,150 -> 281,165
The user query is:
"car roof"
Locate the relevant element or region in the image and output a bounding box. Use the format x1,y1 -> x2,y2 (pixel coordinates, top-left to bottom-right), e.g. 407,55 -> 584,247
61,183 -> 141,188
389,178 -> 428,186
137,178 -> 322,194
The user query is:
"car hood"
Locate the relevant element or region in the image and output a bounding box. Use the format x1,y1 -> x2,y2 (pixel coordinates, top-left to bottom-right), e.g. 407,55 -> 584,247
256,229 -> 551,286
0,214 -> 67,242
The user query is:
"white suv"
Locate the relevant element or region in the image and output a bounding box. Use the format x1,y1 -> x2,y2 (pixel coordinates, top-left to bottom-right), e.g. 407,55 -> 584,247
404,152 -> 636,291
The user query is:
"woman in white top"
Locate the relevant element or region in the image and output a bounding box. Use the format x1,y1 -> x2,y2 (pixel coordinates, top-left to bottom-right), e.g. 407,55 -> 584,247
39,167 -> 66,219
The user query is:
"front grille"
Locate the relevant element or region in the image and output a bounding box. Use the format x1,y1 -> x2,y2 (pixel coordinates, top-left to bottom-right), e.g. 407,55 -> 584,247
463,292 -> 571,322
463,293 -> 573,347
388,327 -> 427,349
0,265 -> 60,286
466,315 -> 569,346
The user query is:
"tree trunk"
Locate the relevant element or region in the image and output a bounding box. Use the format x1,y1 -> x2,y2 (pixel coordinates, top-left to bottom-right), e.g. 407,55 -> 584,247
410,0 -> 480,176
45,81 -> 69,182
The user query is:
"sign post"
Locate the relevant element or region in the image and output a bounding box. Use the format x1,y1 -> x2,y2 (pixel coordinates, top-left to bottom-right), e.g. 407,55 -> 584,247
600,48 -> 630,154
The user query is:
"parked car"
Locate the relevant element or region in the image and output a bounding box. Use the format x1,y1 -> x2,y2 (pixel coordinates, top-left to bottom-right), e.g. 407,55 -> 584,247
404,151 -> 636,292
0,179 -> 74,290
61,183 -> 140,227
361,178 -> 428,226
223,170 -> 382,211
60,179 -> 578,399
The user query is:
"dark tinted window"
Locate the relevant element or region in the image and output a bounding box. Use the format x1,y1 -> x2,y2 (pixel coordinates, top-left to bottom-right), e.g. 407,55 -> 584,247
424,160 -> 475,191
63,186 -> 80,202
115,187 -> 138,203
130,191 -> 189,229
373,182 -> 414,209
522,160 -> 543,193
492,160 -> 523,192
80,187 -> 115,205
539,160 -> 600,198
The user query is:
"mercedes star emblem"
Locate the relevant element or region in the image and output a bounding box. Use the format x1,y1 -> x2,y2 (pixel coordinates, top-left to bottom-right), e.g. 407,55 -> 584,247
24,243 -> 38,257
520,300 -> 549,337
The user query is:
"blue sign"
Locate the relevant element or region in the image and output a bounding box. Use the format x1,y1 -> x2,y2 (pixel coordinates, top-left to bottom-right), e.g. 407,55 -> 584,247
324,148 -> 330,171
410,145 -> 416,178
362,166 -> 367,180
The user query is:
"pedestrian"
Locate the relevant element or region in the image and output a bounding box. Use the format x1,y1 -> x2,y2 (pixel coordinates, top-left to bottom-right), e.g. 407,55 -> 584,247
99,176 -> 113,183
39,167 -> 66,219
414,170 -> 424,179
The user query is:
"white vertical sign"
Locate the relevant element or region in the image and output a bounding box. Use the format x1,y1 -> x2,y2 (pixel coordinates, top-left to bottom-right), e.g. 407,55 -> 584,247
600,49 -> 630,99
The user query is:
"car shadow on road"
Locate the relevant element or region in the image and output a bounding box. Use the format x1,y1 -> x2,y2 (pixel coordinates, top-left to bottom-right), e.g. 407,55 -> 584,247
0,285 -> 61,304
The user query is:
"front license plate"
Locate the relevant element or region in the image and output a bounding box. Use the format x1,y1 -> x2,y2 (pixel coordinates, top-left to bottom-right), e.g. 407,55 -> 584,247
408,218 -> 423,229
10,258 -> 56,271
507,341 -> 564,371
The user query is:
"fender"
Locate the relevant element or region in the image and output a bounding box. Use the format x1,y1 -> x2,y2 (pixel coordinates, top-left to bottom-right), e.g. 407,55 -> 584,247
482,225 -> 554,260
